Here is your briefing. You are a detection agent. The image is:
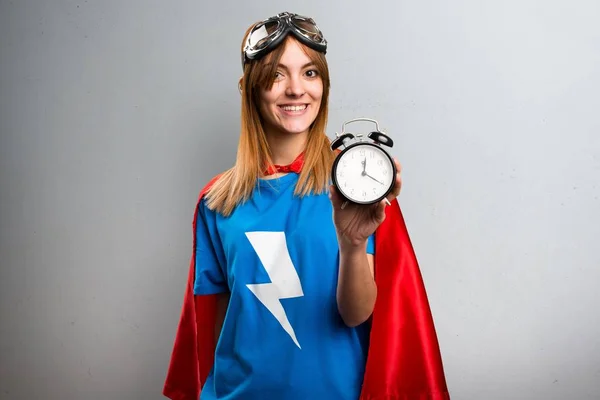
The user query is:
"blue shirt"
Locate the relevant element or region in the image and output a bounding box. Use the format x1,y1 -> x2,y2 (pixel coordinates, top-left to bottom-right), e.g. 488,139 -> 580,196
194,173 -> 374,400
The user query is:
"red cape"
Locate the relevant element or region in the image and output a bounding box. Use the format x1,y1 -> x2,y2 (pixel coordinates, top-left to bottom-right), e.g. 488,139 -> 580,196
163,176 -> 450,400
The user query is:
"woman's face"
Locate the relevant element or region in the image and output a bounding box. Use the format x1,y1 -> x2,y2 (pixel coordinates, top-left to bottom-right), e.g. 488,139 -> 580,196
258,39 -> 324,139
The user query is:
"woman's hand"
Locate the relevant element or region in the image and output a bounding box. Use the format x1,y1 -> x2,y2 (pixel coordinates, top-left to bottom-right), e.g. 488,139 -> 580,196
329,158 -> 402,248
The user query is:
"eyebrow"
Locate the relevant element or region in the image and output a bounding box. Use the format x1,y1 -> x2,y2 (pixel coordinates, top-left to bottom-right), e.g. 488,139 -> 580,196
277,62 -> 316,70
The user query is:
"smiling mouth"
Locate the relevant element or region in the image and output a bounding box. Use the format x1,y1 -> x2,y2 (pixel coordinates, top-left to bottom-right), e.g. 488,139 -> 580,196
279,104 -> 308,112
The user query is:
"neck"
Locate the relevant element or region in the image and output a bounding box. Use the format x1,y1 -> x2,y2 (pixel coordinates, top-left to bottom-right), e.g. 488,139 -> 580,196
265,130 -> 308,165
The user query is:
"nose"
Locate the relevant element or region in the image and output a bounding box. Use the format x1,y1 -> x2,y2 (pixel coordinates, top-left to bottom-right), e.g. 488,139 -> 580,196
285,75 -> 305,97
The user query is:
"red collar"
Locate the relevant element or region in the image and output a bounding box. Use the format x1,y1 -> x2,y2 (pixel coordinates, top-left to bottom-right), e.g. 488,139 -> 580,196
264,152 -> 305,175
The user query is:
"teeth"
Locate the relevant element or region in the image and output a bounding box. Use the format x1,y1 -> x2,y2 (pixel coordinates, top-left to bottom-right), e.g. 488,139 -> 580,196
282,105 -> 307,112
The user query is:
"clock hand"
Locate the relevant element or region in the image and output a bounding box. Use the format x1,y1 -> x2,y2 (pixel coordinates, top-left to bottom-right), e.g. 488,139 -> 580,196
365,173 -> 384,185
361,157 -> 367,175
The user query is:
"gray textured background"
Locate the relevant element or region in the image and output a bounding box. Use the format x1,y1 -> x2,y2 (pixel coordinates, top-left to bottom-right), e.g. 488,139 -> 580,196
1,0 -> 599,399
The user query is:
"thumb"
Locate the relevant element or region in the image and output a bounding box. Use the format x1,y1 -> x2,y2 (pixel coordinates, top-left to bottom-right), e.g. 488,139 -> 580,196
375,199 -> 387,224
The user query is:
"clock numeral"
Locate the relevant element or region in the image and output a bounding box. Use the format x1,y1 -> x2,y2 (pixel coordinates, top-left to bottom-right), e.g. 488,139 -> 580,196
350,188 -> 354,195
377,159 -> 383,166
362,191 -> 367,197
383,169 -> 388,176
370,151 -> 375,158
359,149 -> 365,156
373,188 -> 377,194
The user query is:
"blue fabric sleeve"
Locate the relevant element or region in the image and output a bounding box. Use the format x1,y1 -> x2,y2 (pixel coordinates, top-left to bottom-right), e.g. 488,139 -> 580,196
367,232 -> 375,255
193,202 -> 228,295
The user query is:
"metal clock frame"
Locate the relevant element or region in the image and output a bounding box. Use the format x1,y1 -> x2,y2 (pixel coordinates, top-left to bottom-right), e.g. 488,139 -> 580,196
331,118 -> 397,206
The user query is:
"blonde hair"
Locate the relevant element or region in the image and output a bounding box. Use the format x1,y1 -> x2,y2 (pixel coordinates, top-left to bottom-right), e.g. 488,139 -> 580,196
205,24 -> 335,216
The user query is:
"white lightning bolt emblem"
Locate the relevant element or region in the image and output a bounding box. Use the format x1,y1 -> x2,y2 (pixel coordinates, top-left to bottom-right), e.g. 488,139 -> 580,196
245,231 -> 304,349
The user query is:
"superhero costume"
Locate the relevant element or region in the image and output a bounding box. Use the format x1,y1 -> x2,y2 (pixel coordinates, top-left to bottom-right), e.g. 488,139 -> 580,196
163,166 -> 450,399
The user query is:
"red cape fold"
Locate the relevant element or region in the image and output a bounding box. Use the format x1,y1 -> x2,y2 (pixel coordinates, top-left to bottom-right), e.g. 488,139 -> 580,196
163,176 -> 450,400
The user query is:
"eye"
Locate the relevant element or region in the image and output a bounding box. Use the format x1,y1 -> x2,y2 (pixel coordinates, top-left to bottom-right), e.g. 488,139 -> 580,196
274,71 -> 284,80
305,69 -> 319,78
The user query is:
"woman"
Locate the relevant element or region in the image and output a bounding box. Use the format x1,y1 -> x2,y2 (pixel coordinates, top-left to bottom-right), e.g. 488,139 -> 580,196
164,12 -> 449,400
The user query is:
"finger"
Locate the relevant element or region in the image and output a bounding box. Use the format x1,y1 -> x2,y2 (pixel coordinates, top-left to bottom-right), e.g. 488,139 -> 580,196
393,158 -> 402,173
393,172 -> 402,195
386,171 -> 402,203
375,198 -> 387,223
329,185 -> 345,210
391,157 -> 402,195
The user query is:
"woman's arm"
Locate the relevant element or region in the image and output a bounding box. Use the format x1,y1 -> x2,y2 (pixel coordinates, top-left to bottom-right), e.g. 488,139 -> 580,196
336,241 -> 376,327
331,158 -> 402,328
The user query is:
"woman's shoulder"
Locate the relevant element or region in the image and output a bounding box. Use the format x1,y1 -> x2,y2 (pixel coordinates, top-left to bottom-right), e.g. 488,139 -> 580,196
195,167 -> 241,216
199,173 -> 225,198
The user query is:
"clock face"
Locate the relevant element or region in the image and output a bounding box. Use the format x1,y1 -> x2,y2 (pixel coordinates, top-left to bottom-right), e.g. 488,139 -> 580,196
333,143 -> 396,204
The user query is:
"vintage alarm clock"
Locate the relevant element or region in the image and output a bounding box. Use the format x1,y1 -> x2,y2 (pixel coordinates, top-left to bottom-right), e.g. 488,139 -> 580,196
330,118 -> 396,206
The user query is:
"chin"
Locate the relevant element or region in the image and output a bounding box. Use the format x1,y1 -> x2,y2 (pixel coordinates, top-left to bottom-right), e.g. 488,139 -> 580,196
284,125 -> 312,135
279,117 -> 319,135
276,127 -> 310,136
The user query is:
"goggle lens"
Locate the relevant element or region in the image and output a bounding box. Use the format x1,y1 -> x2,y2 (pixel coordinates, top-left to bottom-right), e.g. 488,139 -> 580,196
248,20 -> 281,49
290,17 -> 324,42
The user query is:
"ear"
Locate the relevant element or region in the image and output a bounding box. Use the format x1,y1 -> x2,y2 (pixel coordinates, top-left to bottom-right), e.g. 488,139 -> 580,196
238,77 -> 243,94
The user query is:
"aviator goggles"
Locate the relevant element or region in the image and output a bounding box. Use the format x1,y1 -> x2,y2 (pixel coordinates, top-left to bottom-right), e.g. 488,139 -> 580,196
242,12 -> 327,68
